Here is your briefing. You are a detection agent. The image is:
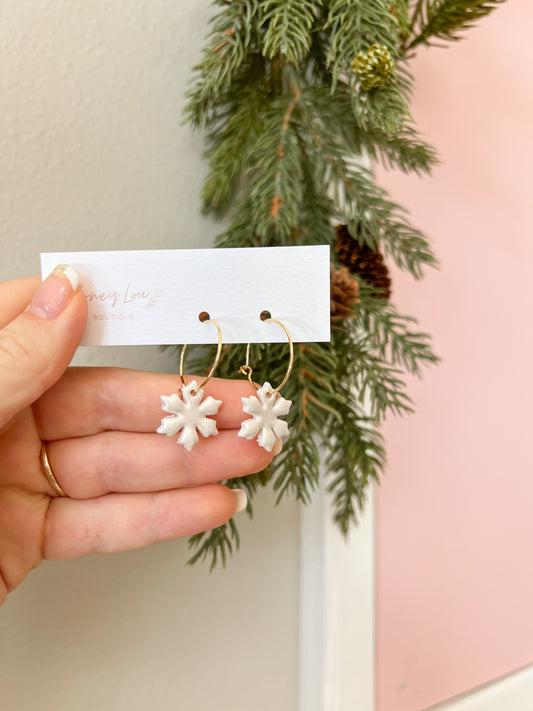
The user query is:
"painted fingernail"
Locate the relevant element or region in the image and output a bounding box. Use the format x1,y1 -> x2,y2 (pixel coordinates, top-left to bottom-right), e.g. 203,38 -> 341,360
232,488 -> 248,513
273,438 -> 283,456
28,265 -> 81,320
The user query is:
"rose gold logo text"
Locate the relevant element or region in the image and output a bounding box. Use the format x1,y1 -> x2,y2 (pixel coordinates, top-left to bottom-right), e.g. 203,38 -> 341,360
84,283 -> 164,310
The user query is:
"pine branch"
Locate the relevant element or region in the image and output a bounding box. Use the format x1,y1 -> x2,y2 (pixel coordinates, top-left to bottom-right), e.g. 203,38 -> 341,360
187,516 -> 241,570
406,0 -> 505,50
304,84 -> 438,175
201,89 -> 265,213
271,433 -> 321,503
333,321 -> 414,421
343,167 -> 438,278
248,92 -> 304,241
261,0 -> 318,64
298,151 -> 337,244
216,198 -> 261,248
326,0 -> 399,86
325,0 -> 415,136
358,122 -> 439,175
268,341 -> 346,502
350,336 -> 414,420
391,0 -> 412,40
302,118 -> 437,278
185,0 -> 262,125
357,286 -> 440,376
325,391 -> 386,536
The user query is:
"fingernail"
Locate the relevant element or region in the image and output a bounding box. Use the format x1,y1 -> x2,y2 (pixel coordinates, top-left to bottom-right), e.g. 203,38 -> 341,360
28,265 -> 81,319
232,488 -> 248,513
273,438 -> 283,456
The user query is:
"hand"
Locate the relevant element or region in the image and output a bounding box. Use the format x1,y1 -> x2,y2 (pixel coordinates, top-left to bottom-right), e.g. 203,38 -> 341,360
0,267 -> 276,606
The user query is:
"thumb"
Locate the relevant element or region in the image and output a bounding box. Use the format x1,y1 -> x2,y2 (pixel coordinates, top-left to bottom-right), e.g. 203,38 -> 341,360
0,265 -> 87,429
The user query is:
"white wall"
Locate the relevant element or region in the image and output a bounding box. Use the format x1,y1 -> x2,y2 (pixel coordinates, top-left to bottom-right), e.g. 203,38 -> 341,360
0,3 -> 299,709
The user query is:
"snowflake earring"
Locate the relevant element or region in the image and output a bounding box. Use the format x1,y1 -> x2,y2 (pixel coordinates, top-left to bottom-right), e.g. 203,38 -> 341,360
157,314 -> 223,452
238,312 -> 293,452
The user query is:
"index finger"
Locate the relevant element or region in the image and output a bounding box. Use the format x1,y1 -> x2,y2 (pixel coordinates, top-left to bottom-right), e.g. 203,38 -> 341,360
0,276 -> 41,328
34,367 -> 258,440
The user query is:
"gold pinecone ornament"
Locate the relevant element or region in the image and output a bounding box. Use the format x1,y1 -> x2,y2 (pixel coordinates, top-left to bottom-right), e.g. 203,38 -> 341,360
330,264 -> 360,322
335,225 -> 392,300
352,44 -> 394,91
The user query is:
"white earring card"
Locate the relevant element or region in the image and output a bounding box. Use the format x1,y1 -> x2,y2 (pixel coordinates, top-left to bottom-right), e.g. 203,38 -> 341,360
40,246 -> 331,346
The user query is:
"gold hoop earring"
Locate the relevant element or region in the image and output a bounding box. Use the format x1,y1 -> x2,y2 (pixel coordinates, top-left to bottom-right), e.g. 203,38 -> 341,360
157,315 -> 223,451
238,312 -> 293,452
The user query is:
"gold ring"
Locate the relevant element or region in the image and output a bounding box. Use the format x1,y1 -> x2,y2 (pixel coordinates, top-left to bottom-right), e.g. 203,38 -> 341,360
39,442 -> 67,497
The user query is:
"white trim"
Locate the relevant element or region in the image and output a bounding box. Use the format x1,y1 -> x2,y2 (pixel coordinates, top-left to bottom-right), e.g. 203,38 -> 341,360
299,481 -> 326,711
299,481 -> 375,711
426,665 -> 533,711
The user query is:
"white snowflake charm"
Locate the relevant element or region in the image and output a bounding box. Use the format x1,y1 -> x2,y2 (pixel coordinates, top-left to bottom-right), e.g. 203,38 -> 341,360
157,380 -> 222,451
238,382 -> 291,452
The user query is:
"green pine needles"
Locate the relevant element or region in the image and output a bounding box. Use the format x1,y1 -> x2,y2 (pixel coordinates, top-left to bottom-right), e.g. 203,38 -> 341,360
182,0 -> 505,569
406,1 -> 505,50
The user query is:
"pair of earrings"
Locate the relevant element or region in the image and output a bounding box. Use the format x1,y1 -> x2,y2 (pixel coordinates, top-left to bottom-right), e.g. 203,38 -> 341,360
156,312 -> 293,453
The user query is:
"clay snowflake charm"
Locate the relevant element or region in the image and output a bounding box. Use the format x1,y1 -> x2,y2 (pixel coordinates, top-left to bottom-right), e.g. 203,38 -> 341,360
238,382 -> 291,452
157,380 -> 222,451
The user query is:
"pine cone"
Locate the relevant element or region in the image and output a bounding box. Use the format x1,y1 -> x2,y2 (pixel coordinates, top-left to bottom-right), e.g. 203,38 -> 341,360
330,264 -> 359,322
352,44 -> 394,91
335,224 -> 392,300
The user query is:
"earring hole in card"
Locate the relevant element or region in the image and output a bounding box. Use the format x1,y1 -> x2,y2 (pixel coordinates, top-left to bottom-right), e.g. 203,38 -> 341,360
260,310 -> 272,321
198,311 -> 210,322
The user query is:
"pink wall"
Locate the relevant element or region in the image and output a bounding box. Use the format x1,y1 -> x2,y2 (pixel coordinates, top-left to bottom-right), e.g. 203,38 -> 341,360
376,4 -> 533,711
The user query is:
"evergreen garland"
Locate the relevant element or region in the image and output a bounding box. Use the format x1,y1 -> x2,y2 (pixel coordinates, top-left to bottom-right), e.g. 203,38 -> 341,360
181,0 -> 505,568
